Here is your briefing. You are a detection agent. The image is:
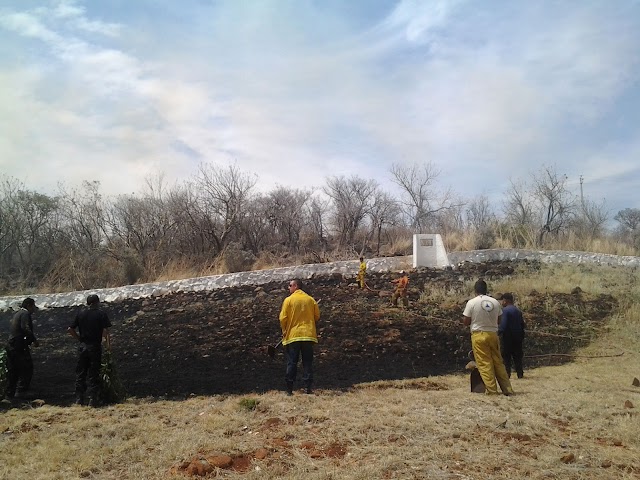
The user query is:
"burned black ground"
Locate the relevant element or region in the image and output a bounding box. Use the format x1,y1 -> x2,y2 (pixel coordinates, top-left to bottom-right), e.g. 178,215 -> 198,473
0,260 -> 616,406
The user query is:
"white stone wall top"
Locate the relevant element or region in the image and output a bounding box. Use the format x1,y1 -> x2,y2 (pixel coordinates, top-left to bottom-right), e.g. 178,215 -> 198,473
1,249 -> 637,311
0,256 -> 412,311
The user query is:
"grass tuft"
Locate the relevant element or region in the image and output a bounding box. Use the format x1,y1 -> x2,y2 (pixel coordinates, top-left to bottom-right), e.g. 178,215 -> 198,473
238,397 -> 260,412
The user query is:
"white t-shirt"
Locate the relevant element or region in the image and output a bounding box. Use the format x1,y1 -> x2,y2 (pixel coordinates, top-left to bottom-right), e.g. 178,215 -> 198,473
463,295 -> 502,332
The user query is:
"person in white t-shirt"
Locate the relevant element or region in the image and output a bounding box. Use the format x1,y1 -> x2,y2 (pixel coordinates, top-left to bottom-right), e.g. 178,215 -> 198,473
462,280 -> 514,396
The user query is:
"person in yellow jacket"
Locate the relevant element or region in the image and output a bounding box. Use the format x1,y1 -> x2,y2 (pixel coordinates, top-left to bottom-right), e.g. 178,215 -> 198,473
279,279 -> 320,395
357,256 -> 367,289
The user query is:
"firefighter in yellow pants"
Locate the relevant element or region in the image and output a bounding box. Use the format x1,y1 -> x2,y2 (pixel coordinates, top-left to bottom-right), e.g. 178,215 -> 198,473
463,280 -> 514,395
357,257 -> 367,289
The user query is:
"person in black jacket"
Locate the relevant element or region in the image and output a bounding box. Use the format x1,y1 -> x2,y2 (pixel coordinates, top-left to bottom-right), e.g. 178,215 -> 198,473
497,292 -> 526,379
6,297 -> 39,399
67,294 -> 111,406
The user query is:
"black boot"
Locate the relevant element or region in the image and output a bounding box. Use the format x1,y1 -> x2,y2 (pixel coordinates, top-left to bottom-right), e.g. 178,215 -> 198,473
285,381 -> 293,396
74,395 -> 84,406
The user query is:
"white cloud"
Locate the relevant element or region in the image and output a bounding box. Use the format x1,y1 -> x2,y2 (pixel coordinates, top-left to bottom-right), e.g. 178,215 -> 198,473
0,11 -> 59,42
0,0 -> 638,215
382,0 -> 466,44
49,0 -> 120,35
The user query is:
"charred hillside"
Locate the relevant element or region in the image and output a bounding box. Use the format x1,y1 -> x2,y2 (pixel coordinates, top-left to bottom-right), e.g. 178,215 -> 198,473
0,261 -> 616,405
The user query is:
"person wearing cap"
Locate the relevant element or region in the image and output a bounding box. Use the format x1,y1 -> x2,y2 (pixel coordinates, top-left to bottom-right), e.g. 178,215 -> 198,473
497,292 -> 526,379
67,294 -> 112,407
462,280 -> 514,396
390,270 -> 409,307
356,256 -> 367,289
279,279 -> 320,395
6,297 -> 39,399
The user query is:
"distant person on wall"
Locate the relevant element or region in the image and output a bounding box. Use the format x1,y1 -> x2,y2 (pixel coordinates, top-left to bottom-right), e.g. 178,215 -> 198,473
6,297 -> 39,399
357,256 -> 367,289
497,292 -> 526,379
67,294 -> 112,407
279,279 -> 320,395
462,280 -> 514,396
390,270 -> 409,307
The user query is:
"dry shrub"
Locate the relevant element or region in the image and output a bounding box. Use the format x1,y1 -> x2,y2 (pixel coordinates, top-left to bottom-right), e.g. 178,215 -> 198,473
153,258 -> 204,282
380,234 -> 412,256
251,251 -> 284,271
220,242 -> 256,273
304,247 -> 355,263
41,254 -> 126,292
443,230 -> 475,252
121,251 -> 144,284
472,227 -> 496,249
495,224 -> 537,249
558,234 -> 637,256
419,283 -> 466,305
197,255 -> 229,277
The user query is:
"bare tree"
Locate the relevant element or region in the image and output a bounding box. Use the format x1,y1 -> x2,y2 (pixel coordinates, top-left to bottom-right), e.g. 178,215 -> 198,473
104,174 -> 185,281
575,199 -> 609,239
532,166 -> 577,245
573,175 -> 609,239
240,194 -> 274,255
323,175 -> 378,247
0,176 -> 59,285
434,195 -> 466,236
614,208 -> 640,252
304,194 -> 329,253
502,179 -> 535,227
466,194 -> 495,231
56,180 -> 108,256
368,190 -> 401,256
614,208 -> 640,232
390,161 -> 460,231
193,162 -> 257,255
163,184 -> 210,258
264,187 -> 311,251
464,194 -> 497,249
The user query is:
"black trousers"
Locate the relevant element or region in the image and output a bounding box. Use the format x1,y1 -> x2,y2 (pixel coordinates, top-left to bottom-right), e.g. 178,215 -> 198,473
284,341 -> 314,387
75,344 -> 102,400
6,346 -> 33,397
500,332 -> 525,377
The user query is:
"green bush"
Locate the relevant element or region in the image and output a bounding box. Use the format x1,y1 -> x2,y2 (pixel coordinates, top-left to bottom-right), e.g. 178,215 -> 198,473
100,350 -> 127,404
238,397 -> 259,411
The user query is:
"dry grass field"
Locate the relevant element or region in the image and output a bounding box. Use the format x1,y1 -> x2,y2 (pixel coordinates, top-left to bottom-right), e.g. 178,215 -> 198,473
1,262 -> 639,479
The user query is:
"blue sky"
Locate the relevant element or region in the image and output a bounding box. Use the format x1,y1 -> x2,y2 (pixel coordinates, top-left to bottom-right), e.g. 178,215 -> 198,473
1,0 -> 639,217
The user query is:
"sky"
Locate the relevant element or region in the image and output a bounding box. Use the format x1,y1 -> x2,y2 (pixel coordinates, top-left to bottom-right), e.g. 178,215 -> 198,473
1,0 -> 639,218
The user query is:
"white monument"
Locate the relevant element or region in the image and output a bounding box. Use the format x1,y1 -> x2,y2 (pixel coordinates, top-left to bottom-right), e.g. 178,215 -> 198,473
413,234 -> 450,268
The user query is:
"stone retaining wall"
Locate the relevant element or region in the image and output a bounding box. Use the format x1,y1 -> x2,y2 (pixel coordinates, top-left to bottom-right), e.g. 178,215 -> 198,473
448,249 -> 640,268
0,249 -> 637,310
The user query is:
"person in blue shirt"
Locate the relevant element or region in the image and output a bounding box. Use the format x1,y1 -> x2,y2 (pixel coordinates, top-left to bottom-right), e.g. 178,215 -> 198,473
497,292 -> 526,379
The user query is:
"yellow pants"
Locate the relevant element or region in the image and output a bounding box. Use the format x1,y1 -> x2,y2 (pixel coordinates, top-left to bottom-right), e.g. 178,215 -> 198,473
357,274 -> 365,289
471,331 -> 514,395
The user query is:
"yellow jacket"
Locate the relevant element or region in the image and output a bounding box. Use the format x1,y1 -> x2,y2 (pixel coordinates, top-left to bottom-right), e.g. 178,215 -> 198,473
357,261 -> 366,278
279,289 -> 320,345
